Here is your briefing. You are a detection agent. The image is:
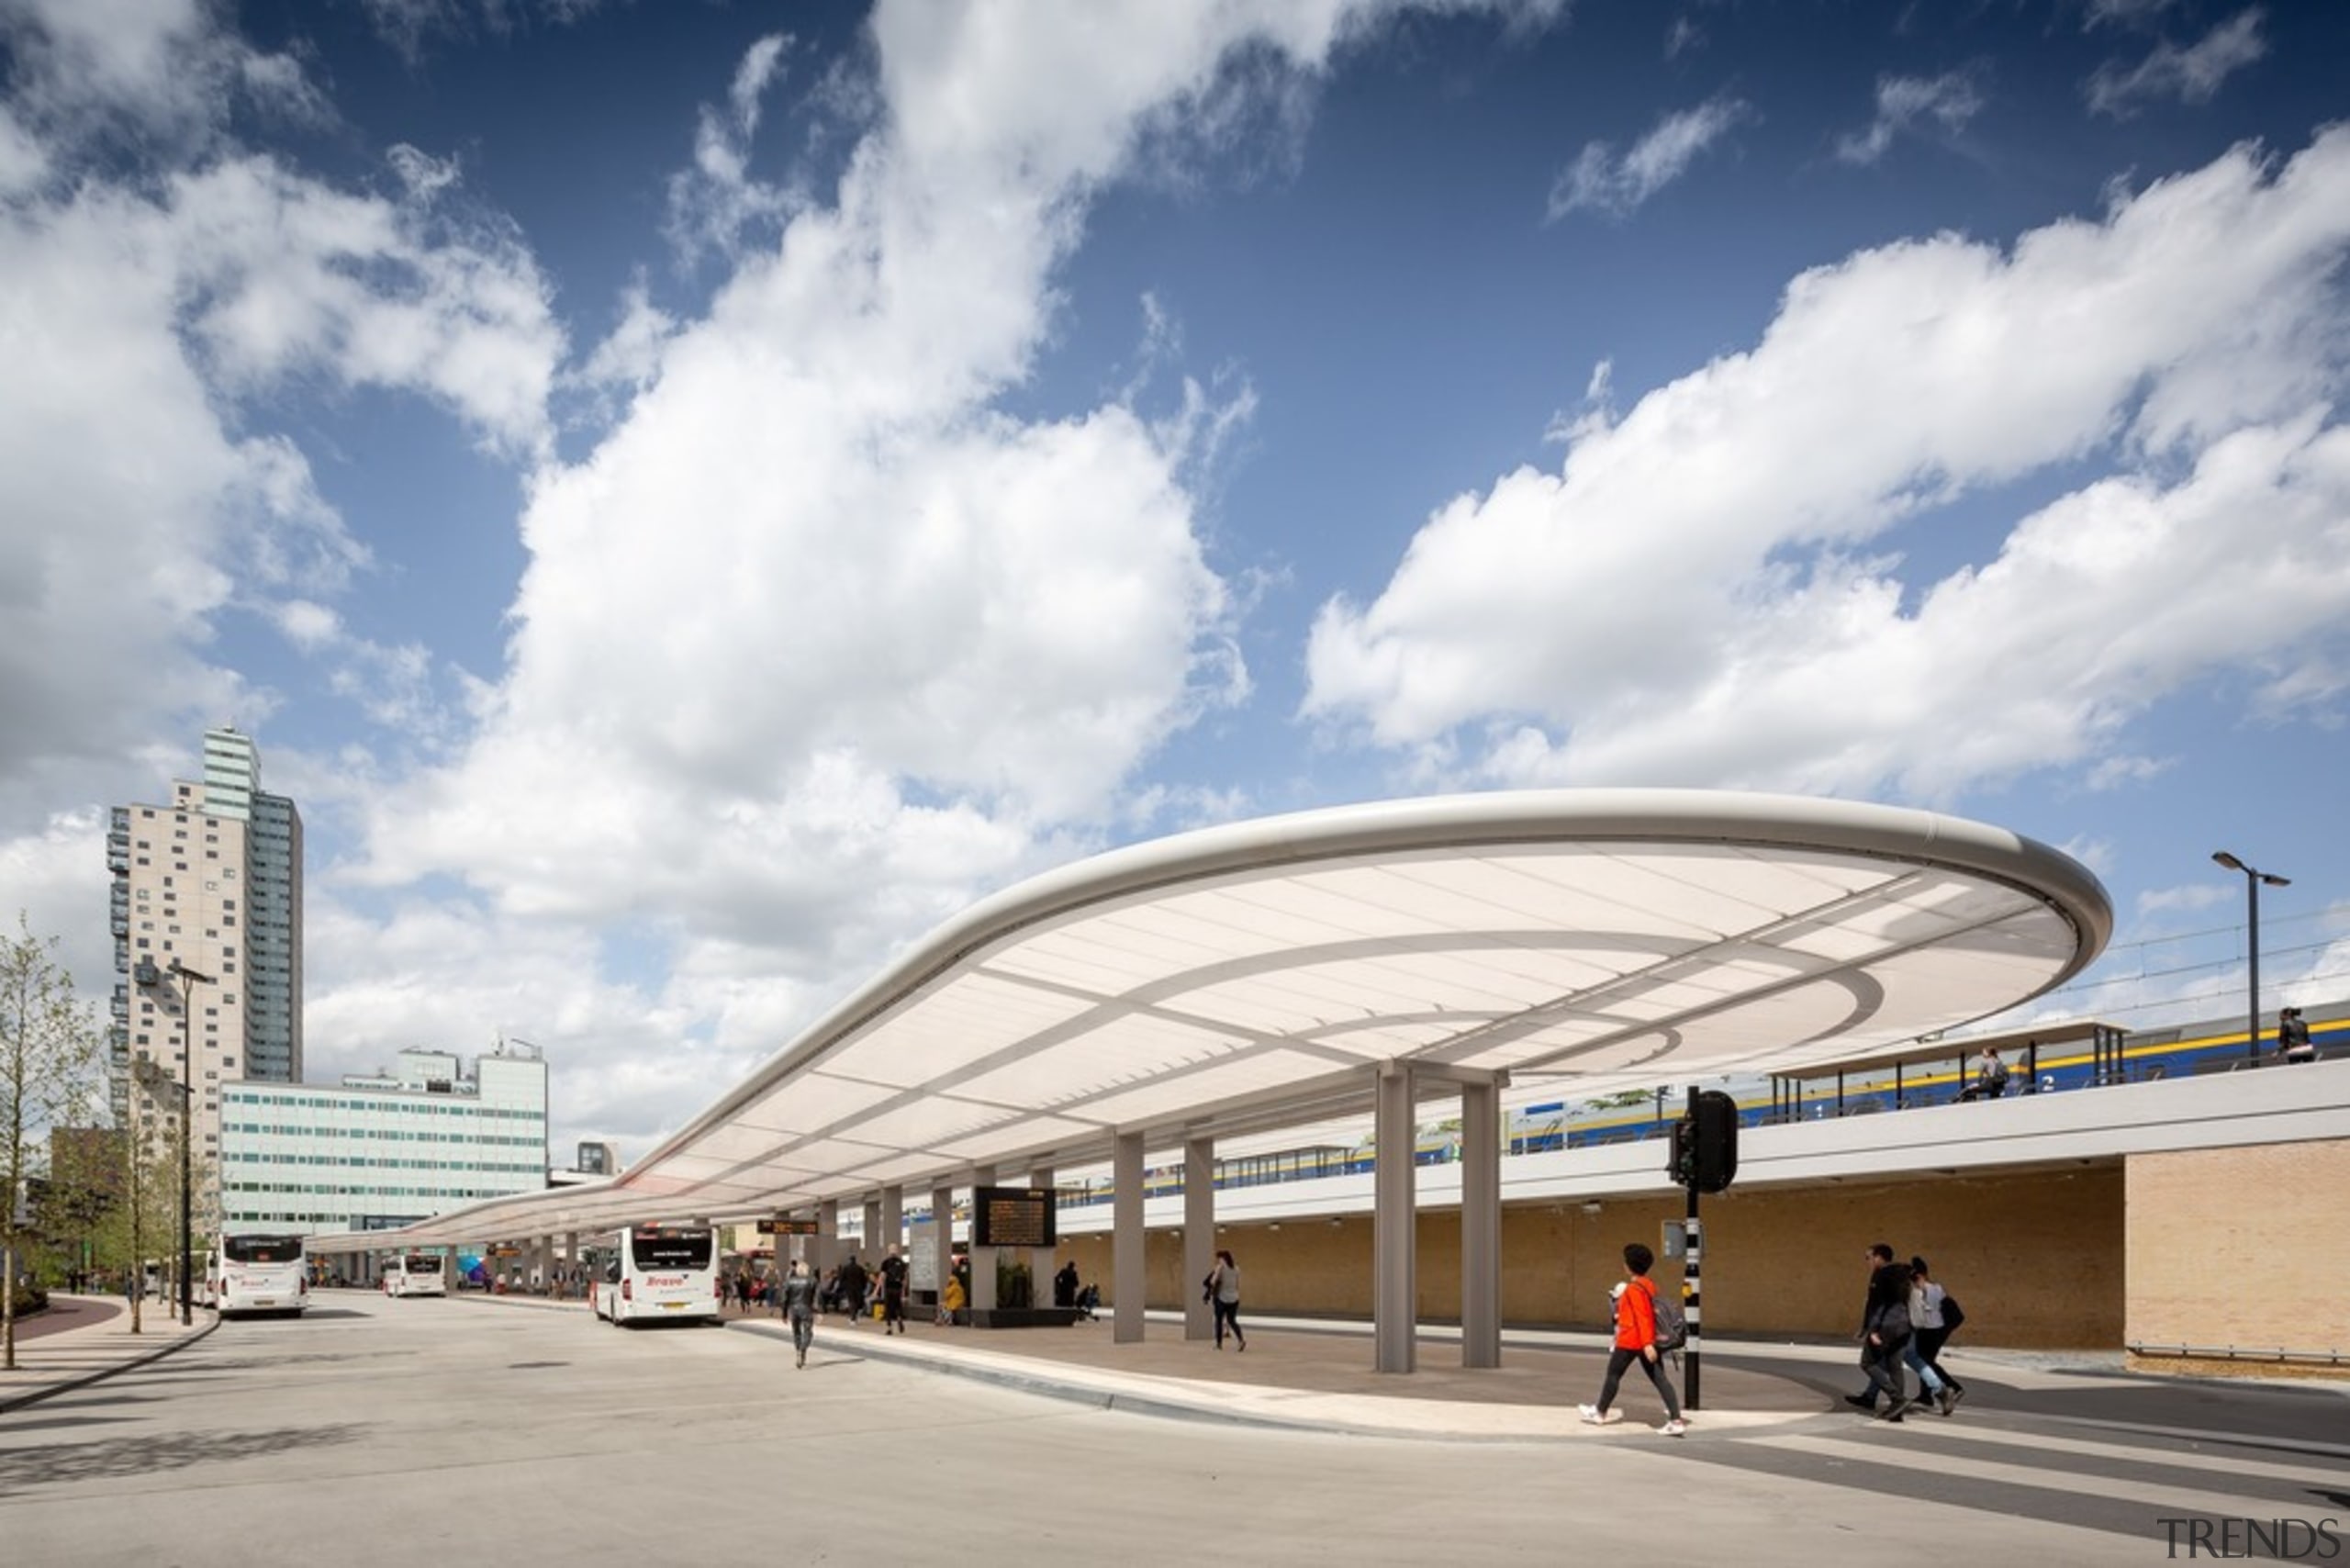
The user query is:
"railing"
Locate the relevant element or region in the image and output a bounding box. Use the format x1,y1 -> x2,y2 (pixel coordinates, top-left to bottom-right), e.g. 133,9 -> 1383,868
2128,1341 -> 2344,1366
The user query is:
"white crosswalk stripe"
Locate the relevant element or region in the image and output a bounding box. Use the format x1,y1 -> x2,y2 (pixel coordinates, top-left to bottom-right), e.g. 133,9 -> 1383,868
1741,1431 -> 2327,1519
1908,1422 -> 2350,1492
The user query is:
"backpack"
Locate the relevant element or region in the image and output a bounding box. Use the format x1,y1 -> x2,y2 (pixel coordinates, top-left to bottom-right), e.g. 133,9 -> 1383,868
1650,1280 -> 1688,1352
1939,1291 -> 1966,1333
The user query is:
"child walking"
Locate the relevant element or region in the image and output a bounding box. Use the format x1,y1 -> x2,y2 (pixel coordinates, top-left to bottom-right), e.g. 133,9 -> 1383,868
1579,1243 -> 1687,1437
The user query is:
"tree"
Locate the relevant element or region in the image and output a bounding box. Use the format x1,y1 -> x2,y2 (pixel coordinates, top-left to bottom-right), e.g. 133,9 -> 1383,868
2,913 -> 104,1369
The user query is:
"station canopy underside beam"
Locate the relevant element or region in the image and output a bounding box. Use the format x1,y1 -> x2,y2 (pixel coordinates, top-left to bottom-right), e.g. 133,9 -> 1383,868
317,790 -> 2110,1253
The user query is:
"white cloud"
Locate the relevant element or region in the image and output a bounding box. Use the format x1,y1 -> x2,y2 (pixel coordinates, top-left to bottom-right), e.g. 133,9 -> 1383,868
2137,882 -> 2230,915
1547,95 -> 1751,220
1835,71 -> 1986,166
332,3 -> 1560,1145
1305,129 -> 2350,806
2087,6 -> 2266,118
665,33 -> 807,268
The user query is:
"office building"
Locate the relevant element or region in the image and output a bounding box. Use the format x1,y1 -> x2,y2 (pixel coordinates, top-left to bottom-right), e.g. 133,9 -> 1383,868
219,1043 -> 550,1233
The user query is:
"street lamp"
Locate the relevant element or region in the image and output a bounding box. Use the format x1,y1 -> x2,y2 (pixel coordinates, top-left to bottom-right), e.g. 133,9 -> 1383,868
2212,852 -> 2289,1067
166,959 -> 213,1326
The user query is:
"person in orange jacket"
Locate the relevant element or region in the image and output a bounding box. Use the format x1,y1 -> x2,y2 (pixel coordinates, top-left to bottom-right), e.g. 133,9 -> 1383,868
1578,1243 -> 1687,1436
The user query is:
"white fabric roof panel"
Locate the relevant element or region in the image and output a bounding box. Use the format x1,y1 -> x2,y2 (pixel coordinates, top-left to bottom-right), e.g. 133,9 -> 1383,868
319,790 -> 2109,1251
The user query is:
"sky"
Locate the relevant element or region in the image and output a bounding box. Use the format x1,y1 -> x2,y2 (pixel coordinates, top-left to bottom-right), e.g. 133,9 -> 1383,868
4,0 -> 2347,1167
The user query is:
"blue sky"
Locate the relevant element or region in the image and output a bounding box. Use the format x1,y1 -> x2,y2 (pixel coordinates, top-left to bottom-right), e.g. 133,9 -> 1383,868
4,0 -> 2347,1162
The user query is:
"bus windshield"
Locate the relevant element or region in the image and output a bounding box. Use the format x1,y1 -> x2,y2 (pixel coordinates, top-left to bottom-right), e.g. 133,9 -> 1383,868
631,1230 -> 714,1270
224,1235 -> 303,1264
402,1254 -> 442,1273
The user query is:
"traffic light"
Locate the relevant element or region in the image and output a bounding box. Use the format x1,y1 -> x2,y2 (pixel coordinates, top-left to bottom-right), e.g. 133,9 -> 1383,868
1667,1090 -> 1740,1193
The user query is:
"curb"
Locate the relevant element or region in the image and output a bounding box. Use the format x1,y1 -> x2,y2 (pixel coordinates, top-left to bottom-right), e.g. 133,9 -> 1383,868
0,1315 -> 220,1417
724,1316 -> 1281,1433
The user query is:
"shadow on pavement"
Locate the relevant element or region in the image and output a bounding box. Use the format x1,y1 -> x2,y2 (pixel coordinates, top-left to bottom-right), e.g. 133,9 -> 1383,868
0,1423 -> 366,1495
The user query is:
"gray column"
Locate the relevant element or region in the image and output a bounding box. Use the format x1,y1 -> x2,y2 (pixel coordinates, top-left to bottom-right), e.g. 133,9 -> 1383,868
968,1165 -> 998,1313
1373,1061 -> 1416,1373
564,1232 -> 578,1299
817,1199 -> 838,1276
861,1196 -> 883,1268
880,1186 -> 903,1266
1182,1133 -> 1215,1341
1113,1131 -> 1146,1344
1029,1166 -> 1053,1312
930,1182 -> 956,1319
1460,1078 -> 1502,1368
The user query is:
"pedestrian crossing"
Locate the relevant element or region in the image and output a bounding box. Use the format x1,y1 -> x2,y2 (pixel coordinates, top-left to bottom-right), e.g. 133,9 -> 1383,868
1685,1411 -> 2350,1543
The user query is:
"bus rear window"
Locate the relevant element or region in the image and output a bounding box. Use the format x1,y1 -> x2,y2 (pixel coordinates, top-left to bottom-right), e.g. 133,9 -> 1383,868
224,1235 -> 302,1263
403,1255 -> 442,1272
631,1232 -> 713,1269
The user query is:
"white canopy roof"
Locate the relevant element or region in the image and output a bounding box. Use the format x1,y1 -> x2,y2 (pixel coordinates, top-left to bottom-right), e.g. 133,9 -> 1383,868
315,790 -> 2110,1250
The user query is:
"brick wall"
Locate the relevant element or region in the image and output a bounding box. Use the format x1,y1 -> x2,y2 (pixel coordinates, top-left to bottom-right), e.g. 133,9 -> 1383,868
2125,1138 -> 2350,1366
1056,1162 -> 2126,1348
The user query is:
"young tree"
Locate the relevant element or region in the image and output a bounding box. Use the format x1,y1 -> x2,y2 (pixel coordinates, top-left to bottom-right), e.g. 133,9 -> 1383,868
2,913 -> 104,1369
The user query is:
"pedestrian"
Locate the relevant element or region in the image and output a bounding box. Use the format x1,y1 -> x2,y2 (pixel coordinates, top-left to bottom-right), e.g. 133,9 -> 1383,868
1205,1249 -> 1246,1351
2279,1007 -> 2315,1064
1054,1258 -> 1080,1309
1959,1045 -> 2010,1101
779,1258 -> 818,1368
836,1252 -> 867,1327
940,1268 -> 966,1325
879,1246 -> 909,1335
1909,1257 -> 1964,1411
1845,1242 -> 1922,1420
1578,1242 -> 1687,1436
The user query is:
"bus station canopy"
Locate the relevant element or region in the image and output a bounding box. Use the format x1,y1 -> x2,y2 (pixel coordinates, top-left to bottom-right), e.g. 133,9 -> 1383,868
317,790 -> 2111,1251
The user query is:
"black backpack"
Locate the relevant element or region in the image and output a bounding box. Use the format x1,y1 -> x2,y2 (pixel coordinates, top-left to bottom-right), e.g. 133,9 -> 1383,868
1651,1282 -> 1688,1352
1939,1291 -> 1966,1332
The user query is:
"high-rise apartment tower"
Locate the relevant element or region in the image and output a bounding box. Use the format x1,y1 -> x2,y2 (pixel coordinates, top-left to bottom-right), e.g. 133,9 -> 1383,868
107,727 -> 304,1161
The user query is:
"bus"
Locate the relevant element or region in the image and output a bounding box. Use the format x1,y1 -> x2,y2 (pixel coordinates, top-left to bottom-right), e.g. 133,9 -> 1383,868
590,1224 -> 722,1327
381,1253 -> 448,1297
210,1234 -> 309,1318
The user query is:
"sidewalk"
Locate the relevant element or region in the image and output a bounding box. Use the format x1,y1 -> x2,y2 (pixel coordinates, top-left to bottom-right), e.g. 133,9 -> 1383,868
719,1305 -> 1846,1440
0,1294 -> 216,1416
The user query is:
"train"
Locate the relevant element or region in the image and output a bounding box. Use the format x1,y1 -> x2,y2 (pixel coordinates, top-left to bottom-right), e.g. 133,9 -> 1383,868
1048,1007 -> 2346,1211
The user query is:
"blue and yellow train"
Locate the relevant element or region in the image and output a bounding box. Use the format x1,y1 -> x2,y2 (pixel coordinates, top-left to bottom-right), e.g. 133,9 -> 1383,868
1056,1006 -> 2344,1209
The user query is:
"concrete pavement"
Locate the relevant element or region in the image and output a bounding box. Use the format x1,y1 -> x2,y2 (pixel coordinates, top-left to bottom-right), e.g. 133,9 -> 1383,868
0,1294 -> 215,1415
454,1287 -> 1868,1439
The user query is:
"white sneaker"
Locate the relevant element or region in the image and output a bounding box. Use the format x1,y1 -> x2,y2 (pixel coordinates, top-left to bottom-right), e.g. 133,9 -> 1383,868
1661,1418 -> 1687,1437
1577,1405 -> 1621,1425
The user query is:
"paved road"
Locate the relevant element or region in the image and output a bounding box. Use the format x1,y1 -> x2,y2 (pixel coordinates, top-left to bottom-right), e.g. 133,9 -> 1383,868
0,1294 -> 2341,1567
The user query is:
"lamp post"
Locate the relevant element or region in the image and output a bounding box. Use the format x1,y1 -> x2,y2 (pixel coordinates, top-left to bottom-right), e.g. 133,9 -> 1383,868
2212,852 -> 2289,1067
166,959 -> 213,1326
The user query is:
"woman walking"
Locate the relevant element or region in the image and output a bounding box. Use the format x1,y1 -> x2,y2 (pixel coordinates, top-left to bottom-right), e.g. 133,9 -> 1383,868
1910,1257 -> 1964,1410
1206,1249 -> 1246,1351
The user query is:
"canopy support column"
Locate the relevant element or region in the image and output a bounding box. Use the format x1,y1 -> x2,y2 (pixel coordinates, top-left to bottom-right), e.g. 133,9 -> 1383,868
1183,1133 -> 1214,1342
1113,1131 -> 1146,1344
930,1182 -> 955,1318
879,1187 -> 903,1270
1374,1061 -> 1416,1373
1460,1076 -> 1502,1368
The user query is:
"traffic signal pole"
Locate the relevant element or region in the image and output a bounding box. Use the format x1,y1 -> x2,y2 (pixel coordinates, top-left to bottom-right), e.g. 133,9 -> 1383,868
1684,1085 -> 1702,1411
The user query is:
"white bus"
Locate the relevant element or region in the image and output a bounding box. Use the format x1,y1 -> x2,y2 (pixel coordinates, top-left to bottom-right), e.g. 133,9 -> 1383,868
381,1253 -> 448,1297
591,1224 -> 722,1327
210,1234 -> 308,1318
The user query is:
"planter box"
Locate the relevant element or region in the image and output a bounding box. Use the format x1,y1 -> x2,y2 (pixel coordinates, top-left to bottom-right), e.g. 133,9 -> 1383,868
967,1306 -> 1082,1328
